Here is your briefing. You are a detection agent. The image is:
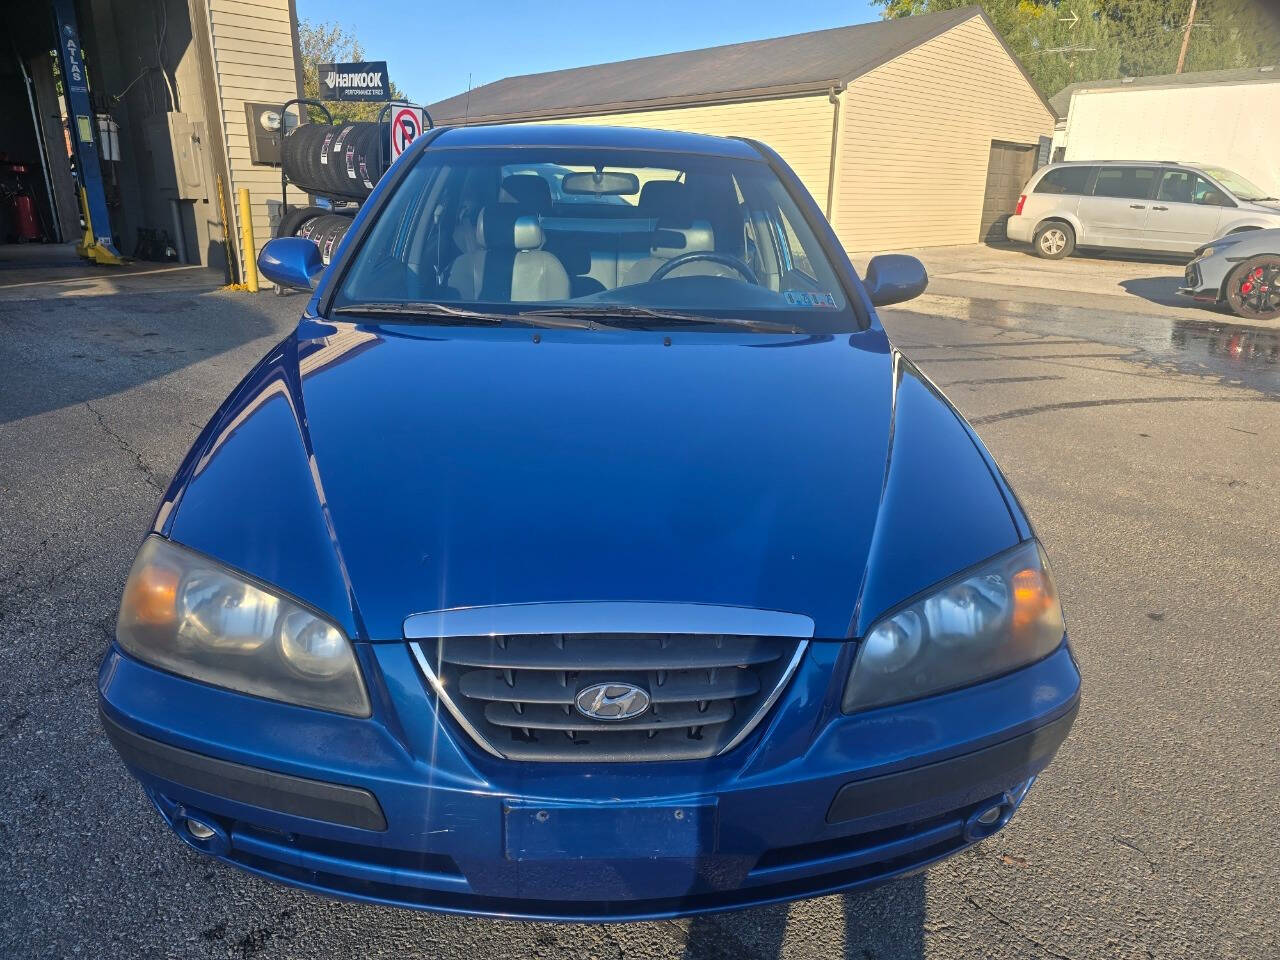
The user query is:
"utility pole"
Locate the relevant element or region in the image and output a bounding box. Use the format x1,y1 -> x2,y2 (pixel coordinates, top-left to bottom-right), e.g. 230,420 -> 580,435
1176,0 -> 1198,74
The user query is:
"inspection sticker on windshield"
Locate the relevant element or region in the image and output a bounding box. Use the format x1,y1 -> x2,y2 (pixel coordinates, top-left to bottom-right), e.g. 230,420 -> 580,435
784,291 -> 837,308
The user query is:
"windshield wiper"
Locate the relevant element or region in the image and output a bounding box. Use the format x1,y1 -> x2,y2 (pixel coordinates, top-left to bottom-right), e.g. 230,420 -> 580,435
331,302 -> 596,329
518,305 -> 801,333
333,302 -> 505,323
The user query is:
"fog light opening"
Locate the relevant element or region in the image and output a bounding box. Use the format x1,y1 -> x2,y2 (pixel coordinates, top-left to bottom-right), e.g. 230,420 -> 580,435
964,794 -> 1016,841
173,806 -> 230,855
976,805 -> 1002,827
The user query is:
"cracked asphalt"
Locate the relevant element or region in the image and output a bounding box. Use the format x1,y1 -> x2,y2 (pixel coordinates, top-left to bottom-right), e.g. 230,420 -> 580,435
1,245 -> 1277,959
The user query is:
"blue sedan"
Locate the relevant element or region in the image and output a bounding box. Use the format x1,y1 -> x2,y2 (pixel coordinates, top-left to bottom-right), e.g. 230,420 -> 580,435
99,124 -> 1080,921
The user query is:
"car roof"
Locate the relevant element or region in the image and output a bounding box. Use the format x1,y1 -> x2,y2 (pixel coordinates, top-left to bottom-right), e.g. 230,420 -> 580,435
1037,160 -> 1246,181
428,123 -> 765,160
1041,160 -> 1185,168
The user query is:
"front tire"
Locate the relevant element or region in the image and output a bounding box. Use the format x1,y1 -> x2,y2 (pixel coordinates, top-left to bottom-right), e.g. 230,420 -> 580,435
1033,222 -> 1074,259
1225,256 -> 1280,320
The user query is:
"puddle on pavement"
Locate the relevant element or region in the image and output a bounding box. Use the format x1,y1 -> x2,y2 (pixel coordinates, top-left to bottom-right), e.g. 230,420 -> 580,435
887,295 -> 1280,394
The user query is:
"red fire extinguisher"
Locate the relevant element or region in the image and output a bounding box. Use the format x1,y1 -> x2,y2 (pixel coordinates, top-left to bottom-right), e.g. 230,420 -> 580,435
1,161 -> 45,243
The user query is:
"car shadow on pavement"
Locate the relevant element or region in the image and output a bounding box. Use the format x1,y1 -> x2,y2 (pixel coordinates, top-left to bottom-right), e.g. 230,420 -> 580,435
0,287 -> 293,426
680,877 -> 926,958
1118,276 -> 1198,310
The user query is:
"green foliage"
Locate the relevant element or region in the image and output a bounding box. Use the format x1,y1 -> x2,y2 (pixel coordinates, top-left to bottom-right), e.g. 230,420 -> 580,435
871,0 -> 1280,97
297,18 -> 409,124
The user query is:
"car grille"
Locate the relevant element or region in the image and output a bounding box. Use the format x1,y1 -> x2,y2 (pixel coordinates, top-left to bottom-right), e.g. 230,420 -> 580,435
411,634 -> 806,762
1185,262 -> 1201,288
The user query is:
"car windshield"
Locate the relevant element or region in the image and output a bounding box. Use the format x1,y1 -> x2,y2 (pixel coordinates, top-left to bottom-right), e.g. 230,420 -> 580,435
1199,166 -> 1273,202
330,146 -> 859,332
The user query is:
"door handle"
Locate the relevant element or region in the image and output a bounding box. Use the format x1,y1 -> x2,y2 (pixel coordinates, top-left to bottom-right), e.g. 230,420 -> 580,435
1151,205 -> 1169,211
1129,204 -> 1147,209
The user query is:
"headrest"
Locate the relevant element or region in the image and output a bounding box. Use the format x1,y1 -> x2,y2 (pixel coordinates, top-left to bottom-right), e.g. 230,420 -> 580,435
638,180 -> 690,218
651,219 -> 714,259
477,206 -> 544,251
500,174 -> 553,213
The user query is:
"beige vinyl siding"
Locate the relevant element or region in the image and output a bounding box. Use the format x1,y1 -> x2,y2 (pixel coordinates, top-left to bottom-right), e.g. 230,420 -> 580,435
832,15 -> 1054,252
205,0 -> 304,264
531,96 -> 835,214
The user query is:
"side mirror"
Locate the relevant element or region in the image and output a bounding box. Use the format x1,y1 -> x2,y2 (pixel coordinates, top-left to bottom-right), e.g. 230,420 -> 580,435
864,254 -> 928,307
258,236 -> 324,291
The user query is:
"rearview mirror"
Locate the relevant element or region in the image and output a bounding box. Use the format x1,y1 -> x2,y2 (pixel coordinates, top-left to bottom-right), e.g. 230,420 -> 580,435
863,254 -> 928,307
561,171 -> 641,196
258,236 -> 324,291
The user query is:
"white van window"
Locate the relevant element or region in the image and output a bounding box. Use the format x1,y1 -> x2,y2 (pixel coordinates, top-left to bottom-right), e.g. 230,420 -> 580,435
1035,167 -> 1092,195
1092,167 -> 1157,200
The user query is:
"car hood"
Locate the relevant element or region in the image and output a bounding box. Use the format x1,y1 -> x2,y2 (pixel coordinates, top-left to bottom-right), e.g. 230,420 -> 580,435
162,321 -> 1020,640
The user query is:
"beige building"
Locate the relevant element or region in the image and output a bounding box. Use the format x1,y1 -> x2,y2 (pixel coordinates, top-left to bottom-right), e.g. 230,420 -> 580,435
428,6 -> 1056,253
202,0 -> 308,258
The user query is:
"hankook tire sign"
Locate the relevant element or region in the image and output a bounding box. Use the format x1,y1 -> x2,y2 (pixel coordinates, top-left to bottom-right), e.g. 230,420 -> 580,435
319,61 -> 390,102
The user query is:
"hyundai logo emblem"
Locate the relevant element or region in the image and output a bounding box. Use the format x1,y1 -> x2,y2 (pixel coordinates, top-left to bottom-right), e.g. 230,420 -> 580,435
575,682 -> 651,721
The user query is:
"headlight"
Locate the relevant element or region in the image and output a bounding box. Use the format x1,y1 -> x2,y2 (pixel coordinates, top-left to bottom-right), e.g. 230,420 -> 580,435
843,540 -> 1064,713
1197,240 -> 1237,259
116,537 -> 370,717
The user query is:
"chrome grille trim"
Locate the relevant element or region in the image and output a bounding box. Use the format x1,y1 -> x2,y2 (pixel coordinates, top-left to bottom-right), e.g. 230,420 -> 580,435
718,637 -> 810,755
409,640 -> 505,759
403,601 -> 816,641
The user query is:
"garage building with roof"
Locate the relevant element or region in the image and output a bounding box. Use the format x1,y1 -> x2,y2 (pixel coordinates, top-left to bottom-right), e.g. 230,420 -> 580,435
428,6 -> 1057,253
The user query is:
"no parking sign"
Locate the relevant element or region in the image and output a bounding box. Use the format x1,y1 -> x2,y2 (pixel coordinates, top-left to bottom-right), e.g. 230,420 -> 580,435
390,106 -> 425,162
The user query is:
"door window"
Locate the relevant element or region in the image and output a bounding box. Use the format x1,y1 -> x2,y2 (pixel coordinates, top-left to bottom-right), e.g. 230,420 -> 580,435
1156,170 -> 1195,204
1092,167 -> 1157,200
1192,176 -> 1234,207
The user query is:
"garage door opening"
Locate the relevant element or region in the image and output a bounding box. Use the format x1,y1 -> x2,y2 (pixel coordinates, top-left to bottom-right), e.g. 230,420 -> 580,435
3,9 -> 80,252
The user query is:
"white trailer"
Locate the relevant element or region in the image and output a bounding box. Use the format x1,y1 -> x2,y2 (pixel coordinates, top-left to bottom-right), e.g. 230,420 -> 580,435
1062,80 -> 1280,196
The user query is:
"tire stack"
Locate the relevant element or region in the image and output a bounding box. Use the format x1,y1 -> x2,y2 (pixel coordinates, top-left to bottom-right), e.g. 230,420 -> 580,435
276,209 -> 355,265
280,122 -> 385,202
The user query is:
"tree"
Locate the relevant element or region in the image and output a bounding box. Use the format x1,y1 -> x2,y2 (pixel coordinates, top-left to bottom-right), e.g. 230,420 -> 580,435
871,0 -> 1279,97
297,18 -> 409,124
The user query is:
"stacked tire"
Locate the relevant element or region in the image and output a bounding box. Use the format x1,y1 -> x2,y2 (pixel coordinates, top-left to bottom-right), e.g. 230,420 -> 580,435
291,212 -> 355,265
280,122 -> 384,202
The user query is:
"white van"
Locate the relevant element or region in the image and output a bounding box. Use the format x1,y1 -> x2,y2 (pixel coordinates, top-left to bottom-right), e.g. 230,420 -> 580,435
1006,161 -> 1280,259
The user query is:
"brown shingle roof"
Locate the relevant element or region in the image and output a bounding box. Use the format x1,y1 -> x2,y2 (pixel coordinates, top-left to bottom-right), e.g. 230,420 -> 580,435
428,7 -> 984,124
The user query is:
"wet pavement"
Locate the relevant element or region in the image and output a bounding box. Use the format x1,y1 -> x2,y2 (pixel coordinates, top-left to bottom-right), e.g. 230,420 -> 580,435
2,256 -> 1278,958
889,291 -> 1280,394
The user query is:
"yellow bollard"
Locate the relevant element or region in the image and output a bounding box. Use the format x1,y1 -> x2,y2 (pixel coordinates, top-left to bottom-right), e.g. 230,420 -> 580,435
236,187 -> 259,293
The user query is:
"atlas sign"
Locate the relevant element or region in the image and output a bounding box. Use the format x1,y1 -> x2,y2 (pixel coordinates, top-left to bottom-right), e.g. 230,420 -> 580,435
319,60 -> 390,102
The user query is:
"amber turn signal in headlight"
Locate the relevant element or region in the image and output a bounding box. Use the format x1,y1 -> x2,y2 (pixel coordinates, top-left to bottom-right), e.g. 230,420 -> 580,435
116,537 -> 370,717
844,540 -> 1065,713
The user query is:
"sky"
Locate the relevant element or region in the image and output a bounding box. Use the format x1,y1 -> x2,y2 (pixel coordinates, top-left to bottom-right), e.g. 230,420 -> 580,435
297,0 -> 886,107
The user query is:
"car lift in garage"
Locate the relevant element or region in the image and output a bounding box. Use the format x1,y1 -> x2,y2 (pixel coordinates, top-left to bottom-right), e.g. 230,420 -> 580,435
51,0 -> 123,265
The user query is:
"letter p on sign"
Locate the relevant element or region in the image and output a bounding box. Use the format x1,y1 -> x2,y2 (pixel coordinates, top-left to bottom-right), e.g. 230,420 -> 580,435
390,107 -> 424,163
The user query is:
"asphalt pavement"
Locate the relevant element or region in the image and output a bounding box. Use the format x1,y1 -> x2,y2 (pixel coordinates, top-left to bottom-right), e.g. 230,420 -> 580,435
1,245 -> 1277,959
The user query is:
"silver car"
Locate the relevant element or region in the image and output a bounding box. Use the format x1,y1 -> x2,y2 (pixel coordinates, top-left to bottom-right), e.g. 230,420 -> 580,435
1180,226 -> 1280,321
1007,161 -> 1280,259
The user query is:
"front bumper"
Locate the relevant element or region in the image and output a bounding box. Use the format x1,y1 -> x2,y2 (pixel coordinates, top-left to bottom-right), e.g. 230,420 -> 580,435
1179,256 -> 1225,302
99,640 -> 1080,921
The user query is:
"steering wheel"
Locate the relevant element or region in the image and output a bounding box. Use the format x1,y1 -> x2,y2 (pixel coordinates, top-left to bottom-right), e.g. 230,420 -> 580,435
649,251 -> 759,285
